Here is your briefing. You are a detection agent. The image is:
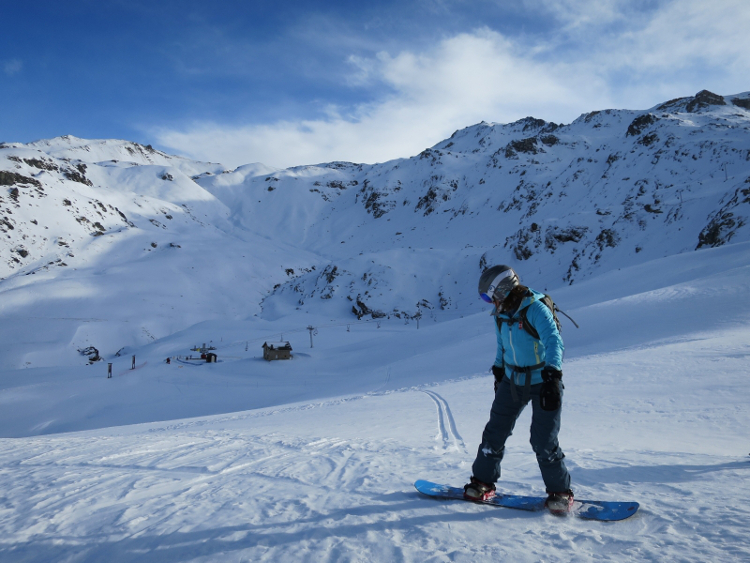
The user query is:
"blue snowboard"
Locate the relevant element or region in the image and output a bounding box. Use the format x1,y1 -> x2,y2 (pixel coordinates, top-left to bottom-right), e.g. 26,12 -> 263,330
414,480 -> 639,522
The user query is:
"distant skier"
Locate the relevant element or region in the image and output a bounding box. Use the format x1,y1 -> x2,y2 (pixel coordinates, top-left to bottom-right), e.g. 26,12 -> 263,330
464,265 -> 573,514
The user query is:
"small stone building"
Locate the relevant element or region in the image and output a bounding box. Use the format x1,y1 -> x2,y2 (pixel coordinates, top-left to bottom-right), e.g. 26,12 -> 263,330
262,341 -> 293,361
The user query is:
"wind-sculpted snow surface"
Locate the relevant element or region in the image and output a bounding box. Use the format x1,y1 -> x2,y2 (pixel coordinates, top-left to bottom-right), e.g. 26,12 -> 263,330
1,324 -> 749,562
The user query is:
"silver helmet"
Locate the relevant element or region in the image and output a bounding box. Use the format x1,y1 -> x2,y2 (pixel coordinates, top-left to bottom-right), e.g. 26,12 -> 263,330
478,265 -> 519,303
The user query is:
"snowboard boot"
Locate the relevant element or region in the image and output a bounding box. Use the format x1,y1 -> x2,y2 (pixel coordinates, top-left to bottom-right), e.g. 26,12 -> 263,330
545,489 -> 574,514
463,477 -> 496,501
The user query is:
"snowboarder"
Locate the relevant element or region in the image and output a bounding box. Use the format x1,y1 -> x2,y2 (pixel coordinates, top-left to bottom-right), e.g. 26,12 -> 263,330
464,265 -> 573,514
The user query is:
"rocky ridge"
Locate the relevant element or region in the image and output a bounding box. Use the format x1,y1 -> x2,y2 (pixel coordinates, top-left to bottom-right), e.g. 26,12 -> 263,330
2,90 -> 749,331
202,89 -> 750,318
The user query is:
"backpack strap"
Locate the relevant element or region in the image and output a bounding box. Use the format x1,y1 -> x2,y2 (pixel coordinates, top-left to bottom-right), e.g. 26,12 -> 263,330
495,305 -> 539,340
556,307 -> 579,329
517,306 -> 539,340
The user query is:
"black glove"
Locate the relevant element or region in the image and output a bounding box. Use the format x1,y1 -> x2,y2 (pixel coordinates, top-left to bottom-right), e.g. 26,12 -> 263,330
540,367 -> 563,411
491,365 -> 505,393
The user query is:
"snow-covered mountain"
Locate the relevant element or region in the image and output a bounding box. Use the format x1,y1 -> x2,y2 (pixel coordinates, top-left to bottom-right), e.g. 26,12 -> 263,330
235,88 -> 750,320
1,89 -> 749,367
2,90 -> 750,562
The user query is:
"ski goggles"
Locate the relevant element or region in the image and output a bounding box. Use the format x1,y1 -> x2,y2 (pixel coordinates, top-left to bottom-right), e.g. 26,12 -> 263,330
479,270 -> 515,303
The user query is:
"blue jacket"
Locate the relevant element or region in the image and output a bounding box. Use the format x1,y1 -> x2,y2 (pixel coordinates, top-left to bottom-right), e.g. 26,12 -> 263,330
493,288 -> 564,386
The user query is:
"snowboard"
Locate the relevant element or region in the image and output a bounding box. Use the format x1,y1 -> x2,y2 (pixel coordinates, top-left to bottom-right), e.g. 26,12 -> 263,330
414,480 -> 639,522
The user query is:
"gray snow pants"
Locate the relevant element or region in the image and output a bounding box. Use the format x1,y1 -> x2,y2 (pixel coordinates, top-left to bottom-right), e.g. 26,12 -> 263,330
471,377 -> 571,493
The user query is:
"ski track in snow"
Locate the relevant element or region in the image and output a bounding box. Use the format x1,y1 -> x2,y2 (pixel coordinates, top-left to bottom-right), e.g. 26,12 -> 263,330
421,390 -> 466,453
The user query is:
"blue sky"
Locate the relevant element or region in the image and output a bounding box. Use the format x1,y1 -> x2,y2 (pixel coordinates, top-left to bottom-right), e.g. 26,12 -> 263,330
2,0 -> 749,168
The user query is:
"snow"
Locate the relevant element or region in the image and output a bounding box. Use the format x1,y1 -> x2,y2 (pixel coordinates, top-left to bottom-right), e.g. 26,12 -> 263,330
1,242 -> 749,562
1,91 -> 750,561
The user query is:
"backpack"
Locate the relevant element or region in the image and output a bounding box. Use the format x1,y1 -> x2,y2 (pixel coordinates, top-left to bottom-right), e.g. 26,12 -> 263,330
497,291 -> 578,340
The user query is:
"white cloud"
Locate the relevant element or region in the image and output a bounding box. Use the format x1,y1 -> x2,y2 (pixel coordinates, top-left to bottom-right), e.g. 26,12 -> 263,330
154,1 -> 750,169
4,59 -> 23,76
529,0 -> 750,87
619,0 -> 750,71
553,0 -> 750,109
155,29 -> 606,169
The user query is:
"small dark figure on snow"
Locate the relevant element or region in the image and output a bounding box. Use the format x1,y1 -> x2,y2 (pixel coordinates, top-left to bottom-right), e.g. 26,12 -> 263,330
464,265 -> 573,514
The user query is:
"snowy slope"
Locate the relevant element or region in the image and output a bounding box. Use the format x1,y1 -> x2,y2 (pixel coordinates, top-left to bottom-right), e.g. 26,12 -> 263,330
0,140 -> 317,367
0,243 -> 749,562
1,89 -> 750,562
